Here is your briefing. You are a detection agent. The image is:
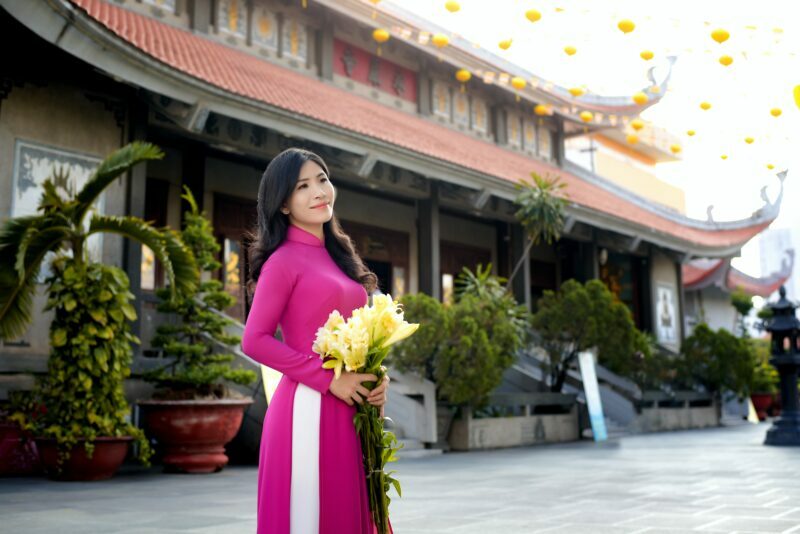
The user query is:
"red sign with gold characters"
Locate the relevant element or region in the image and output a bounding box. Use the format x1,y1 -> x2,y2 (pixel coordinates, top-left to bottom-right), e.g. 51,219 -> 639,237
333,39 -> 417,104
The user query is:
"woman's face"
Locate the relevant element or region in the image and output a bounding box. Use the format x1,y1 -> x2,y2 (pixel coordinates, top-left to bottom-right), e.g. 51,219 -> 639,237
281,160 -> 335,227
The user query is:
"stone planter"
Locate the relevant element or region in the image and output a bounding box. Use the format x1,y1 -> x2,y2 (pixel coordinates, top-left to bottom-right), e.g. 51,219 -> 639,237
637,391 -> 719,432
36,436 -> 132,481
139,399 -> 253,473
448,405 -> 579,451
750,393 -> 773,421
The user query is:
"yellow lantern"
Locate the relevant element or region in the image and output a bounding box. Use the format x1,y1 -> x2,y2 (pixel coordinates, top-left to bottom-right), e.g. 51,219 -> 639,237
534,104 -> 551,116
579,110 -> 593,123
630,118 -> 644,131
711,28 -> 730,44
564,45 -> 577,56
719,55 -> 733,66
526,9 -> 542,23
767,164 -> 775,170
700,101 -> 711,111
618,19 -> 635,34
372,28 -> 389,56
649,85 -> 661,94
794,85 -> 800,110
745,137 -> 754,144
687,129 -> 696,136
432,33 -> 449,48
569,87 -> 585,97
499,39 -> 513,50
511,76 -> 526,101
640,50 -> 654,61
445,1 -> 460,13
455,69 -> 471,92
632,92 -> 648,105
721,154 -> 728,160
771,108 -> 782,117
670,144 -> 681,154
626,134 -> 639,145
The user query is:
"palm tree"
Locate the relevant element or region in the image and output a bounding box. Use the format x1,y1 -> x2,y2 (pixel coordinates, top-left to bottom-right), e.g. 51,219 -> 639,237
505,172 -> 567,292
0,142 -> 196,339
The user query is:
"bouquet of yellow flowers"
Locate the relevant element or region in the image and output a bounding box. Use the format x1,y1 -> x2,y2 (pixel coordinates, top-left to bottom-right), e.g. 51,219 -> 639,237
312,294 -> 418,534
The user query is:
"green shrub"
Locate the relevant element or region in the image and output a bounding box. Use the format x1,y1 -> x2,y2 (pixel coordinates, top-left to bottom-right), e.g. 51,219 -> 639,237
678,323 -> 757,397
532,279 -> 650,392
386,292 -> 449,382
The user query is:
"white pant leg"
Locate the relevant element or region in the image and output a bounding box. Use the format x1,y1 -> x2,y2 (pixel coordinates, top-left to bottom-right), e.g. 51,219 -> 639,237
290,383 -> 321,534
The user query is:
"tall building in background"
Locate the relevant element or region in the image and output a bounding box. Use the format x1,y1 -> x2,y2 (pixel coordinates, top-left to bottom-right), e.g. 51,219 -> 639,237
759,228 -> 796,300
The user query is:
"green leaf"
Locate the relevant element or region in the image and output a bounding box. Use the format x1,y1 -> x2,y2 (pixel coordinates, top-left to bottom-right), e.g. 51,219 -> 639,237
64,298 -> 77,312
121,304 -> 137,321
88,309 -> 107,325
98,290 -> 113,302
52,328 -> 67,347
74,142 -> 164,225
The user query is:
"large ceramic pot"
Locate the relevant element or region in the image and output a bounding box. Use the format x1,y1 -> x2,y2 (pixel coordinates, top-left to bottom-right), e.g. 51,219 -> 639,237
750,393 -> 773,421
139,399 -> 253,474
35,436 -> 132,481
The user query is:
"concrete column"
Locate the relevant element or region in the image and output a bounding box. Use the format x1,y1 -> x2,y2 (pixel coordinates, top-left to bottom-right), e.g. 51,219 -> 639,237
318,21 -> 334,81
553,118 -> 566,166
510,224 -> 531,311
676,258 -> 686,344
123,98 -> 147,342
417,181 -> 440,300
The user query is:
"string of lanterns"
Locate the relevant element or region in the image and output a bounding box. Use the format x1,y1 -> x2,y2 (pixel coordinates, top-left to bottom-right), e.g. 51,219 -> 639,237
358,0 -> 798,167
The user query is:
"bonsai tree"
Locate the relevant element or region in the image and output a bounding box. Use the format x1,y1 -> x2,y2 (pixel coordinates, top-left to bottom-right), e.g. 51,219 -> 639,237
0,142 -> 196,466
144,187 -> 256,399
531,279 -> 651,392
730,286 -> 754,338
386,292 -> 449,383
506,172 -> 567,291
435,265 -> 530,408
677,323 -> 756,398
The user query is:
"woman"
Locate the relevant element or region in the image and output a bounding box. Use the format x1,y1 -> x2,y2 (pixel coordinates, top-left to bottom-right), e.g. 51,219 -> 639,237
241,148 -> 390,534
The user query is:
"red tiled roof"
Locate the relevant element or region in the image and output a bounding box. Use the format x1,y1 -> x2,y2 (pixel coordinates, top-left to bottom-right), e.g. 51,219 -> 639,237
727,269 -> 788,298
682,259 -> 725,287
70,0 -> 771,249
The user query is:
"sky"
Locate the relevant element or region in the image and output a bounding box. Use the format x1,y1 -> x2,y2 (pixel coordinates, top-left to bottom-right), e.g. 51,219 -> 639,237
384,0 -> 800,285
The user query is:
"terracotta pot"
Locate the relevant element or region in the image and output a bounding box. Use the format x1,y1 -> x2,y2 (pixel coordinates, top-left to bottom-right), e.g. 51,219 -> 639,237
35,436 -> 132,481
0,421 -> 42,476
750,393 -> 773,422
139,399 -> 253,474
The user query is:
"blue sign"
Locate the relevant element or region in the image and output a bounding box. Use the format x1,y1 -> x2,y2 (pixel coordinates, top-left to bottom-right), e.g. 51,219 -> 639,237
578,351 -> 608,442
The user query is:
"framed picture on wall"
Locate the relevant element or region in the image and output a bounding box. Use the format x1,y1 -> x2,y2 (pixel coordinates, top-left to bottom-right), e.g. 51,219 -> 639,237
11,140 -> 104,272
655,283 -> 678,344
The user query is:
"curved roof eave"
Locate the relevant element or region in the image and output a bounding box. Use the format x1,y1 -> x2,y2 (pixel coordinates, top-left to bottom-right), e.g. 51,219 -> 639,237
5,0 -> 779,259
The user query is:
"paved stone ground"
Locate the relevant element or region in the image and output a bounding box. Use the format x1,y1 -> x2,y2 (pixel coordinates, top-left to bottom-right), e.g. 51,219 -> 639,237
3,423 -> 800,533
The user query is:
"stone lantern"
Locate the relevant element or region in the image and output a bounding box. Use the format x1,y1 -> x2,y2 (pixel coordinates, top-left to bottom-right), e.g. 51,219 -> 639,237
764,286 -> 800,446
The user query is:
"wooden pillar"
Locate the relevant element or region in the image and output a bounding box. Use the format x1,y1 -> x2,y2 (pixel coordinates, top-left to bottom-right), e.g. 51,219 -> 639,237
510,223 -> 531,311
123,98 -> 147,341
418,181 -> 440,300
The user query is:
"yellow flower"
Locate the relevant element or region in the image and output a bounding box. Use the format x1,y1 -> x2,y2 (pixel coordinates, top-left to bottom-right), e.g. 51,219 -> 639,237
323,309 -> 345,331
381,322 -> 419,349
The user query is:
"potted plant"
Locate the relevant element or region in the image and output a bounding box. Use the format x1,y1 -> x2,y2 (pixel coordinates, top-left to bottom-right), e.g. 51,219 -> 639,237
0,143 -> 196,480
441,265 -> 531,450
750,338 -> 778,421
138,188 -> 257,473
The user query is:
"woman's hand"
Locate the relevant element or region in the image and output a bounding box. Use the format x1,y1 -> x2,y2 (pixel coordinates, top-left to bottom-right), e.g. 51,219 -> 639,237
367,375 -> 389,407
329,372 -> 378,406
367,374 -> 390,418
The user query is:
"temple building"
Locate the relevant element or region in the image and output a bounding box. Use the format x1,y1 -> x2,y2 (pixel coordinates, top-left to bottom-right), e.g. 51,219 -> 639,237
0,0 -> 783,427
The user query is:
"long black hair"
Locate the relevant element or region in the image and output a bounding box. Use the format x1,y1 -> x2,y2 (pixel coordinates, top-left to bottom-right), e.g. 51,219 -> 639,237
248,148 -> 377,294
